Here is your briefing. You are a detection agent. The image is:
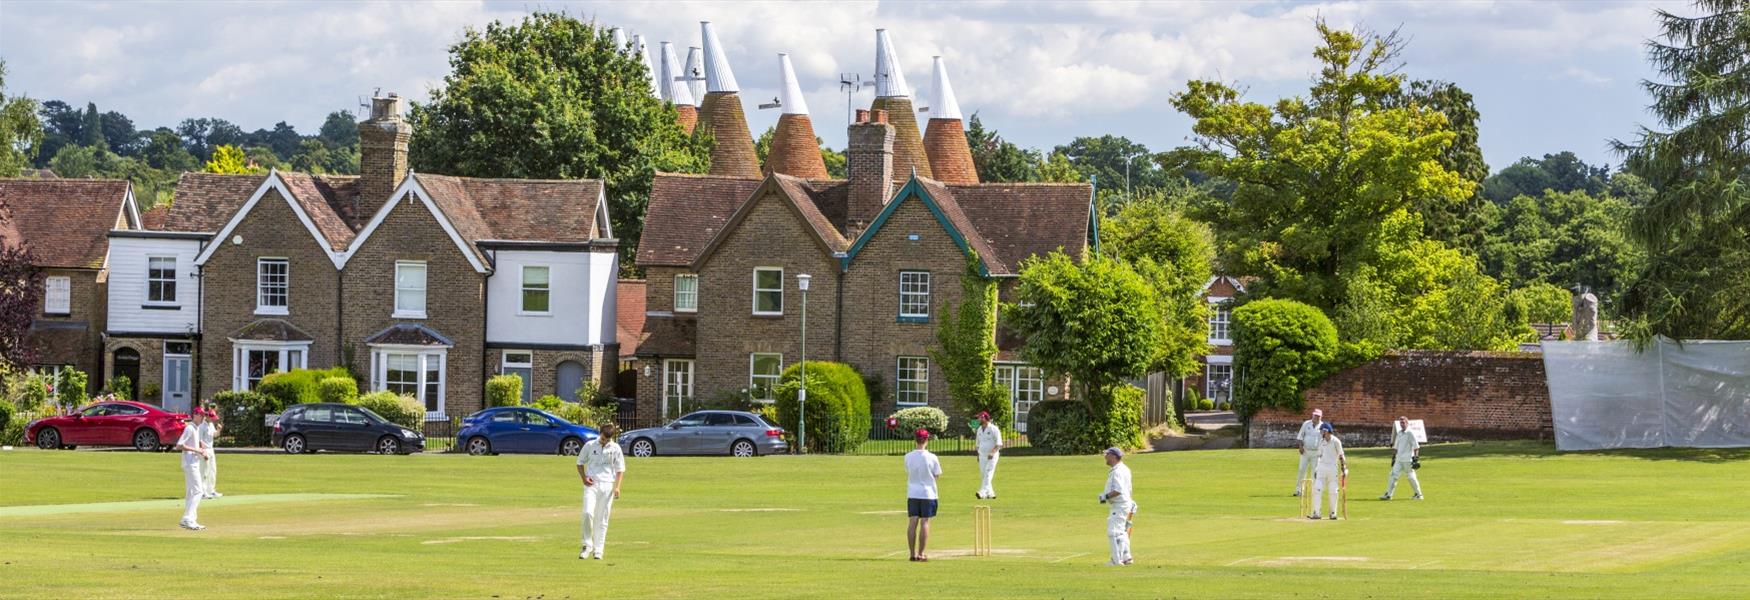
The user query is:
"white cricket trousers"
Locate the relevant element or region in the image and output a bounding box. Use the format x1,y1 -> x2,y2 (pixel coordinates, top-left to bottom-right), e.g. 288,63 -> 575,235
1295,449 -> 1316,492
181,457 -> 204,524
201,455 -> 218,495
977,452 -> 999,497
1311,469 -> 1340,517
581,484 -> 615,556
1385,460 -> 1421,497
1106,505 -> 1133,564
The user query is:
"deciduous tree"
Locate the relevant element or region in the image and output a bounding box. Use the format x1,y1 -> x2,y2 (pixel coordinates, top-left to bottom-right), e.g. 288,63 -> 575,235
0,61 -> 42,177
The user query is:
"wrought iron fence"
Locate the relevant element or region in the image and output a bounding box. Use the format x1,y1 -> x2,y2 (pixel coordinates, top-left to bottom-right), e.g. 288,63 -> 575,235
423,418 -> 459,453
848,418 -> 1030,456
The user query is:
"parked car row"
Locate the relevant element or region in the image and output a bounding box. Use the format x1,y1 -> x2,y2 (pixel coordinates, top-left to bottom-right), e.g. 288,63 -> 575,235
21,400 -> 786,459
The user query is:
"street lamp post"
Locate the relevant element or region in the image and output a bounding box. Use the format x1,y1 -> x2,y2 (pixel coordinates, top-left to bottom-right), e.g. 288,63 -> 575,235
796,273 -> 811,454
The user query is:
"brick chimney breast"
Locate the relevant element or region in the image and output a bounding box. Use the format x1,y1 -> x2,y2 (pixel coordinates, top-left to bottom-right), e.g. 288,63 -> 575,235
359,93 -> 411,219
847,116 -> 895,235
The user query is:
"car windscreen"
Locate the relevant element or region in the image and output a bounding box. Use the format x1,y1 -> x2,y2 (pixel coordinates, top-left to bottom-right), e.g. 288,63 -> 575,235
357,407 -> 392,425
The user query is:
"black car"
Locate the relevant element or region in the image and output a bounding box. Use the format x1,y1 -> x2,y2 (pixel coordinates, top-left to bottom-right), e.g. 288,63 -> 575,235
272,403 -> 425,455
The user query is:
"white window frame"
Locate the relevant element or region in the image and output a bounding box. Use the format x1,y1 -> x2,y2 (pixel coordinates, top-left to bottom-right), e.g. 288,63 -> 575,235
663,359 -> 694,419
749,353 -> 783,403
1207,298 -> 1232,345
230,341 -> 310,391
520,265 -> 551,315
256,258 -> 289,315
43,276 -> 71,315
393,261 -> 427,319
146,256 -> 178,305
752,267 -> 784,316
500,350 -> 534,405
995,363 -> 1046,432
896,356 -> 929,406
370,345 -> 448,420
1206,362 -> 1234,404
674,273 -> 699,313
898,270 -> 930,321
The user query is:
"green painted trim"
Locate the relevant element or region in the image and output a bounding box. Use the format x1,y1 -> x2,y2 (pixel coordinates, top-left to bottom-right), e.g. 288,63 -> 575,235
842,177 -> 989,276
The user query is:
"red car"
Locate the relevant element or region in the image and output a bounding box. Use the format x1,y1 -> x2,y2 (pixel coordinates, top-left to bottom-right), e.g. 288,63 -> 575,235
26,400 -> 190,452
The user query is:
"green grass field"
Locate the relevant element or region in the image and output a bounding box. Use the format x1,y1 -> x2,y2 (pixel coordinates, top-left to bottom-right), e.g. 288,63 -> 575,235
2,442 -> 1747,599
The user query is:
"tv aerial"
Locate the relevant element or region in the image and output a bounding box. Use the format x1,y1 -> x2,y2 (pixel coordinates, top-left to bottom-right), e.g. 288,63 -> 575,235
839,73 -> 873,124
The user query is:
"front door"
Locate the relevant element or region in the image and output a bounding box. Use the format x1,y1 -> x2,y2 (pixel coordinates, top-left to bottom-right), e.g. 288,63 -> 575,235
163,350 -> 192,413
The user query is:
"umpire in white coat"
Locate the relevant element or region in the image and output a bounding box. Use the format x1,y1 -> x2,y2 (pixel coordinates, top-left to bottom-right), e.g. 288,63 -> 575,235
1293,409 -> 1324,496
1098,448 -> 1134,566
1381,416 -> 1424,500
974,412 -> 1003,499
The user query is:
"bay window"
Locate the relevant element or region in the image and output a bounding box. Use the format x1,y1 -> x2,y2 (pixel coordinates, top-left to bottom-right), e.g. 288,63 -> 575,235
371,346 -> 447,419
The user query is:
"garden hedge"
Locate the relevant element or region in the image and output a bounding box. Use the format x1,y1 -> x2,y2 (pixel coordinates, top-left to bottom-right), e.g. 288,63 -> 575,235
773,361 -> 870,453
355,391 -> 423,430
485,375 -> 523,408
256,367 -> 352,413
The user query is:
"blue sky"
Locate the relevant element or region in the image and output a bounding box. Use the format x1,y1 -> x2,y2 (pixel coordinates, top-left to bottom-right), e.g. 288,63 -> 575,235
0,1 -> 1676,173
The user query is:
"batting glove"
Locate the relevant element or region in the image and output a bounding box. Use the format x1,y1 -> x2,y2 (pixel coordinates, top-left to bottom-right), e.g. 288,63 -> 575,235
1098,494 -> 1107,504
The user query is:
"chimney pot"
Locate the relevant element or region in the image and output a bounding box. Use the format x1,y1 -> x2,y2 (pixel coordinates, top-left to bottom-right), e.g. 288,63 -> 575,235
871,109 -> 888,124
855,109 -> 870,124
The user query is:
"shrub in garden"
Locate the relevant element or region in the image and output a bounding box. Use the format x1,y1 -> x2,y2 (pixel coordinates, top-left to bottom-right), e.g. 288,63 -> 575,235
485,374 -> 523,407
17,371 -> 52,411
1198,397 -> 1214,410
108,375 -> 133,400
1028,400 -> 1093,454
318,376 -> 359,405
888,406 -> 949,437
0,399 -> 11,432
55,368 -> 89,409
210,391 -> 272,446
1231,298 -> 1340,420
356,391 -> 424,430
256,367 -> 352,413
772,361 -> 870,453
531,394 -> 566,412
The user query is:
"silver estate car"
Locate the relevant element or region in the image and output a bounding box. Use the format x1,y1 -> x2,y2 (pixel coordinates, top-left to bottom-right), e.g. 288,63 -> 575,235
618,410 -> 789,457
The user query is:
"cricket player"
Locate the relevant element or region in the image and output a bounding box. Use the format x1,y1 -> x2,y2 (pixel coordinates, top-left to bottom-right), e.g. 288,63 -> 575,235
1308,423 -> 1346,520
198,406 -> 223,499
577,423 -> 625,560
174,410 -> 212,530
1098,447 -> 1134,566
904,429 -> 942,562
1293,408 -> 1325,496
1381,416 -> 1424,500
974,412 -> 1003,499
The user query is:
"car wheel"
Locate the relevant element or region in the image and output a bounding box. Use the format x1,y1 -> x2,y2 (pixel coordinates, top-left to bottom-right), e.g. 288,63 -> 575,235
732,439 -> 756,457
466,436 -> 492,456
133,429 -> 160,452
560,437 -> 584,456
35,428 -> 60,450
630,438 -> 655,457
283,434 -> 307,455
377,436 -> 401,455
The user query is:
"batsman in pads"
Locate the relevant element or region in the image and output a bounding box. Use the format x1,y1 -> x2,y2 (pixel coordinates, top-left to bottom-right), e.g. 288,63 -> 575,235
1099,447 -> 1134,566
1308,423 -> 1346,520
1381,416 -> 1424,500
974,411 -> 1003,499
577,423 -> 625,560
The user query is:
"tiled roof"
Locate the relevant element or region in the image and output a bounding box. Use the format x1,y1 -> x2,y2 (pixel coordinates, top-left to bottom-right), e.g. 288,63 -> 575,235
412,174 -> 604,243
139,204 -> 169,230
160,173 -> 262,233
635,315 -> 695,357
616,280 -> 647,358
230,319 -> 315,342
0,178 -> 132,269
769,175 -> 851,252
945,181 -> 1093,274
637,173 -> 763,266
914,179 -> 1009,274
362,323 -> 455,347
278,172 -> 362,251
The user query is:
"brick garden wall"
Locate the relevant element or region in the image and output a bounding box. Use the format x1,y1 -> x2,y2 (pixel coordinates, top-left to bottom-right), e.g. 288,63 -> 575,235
1248,350 -> 1552,447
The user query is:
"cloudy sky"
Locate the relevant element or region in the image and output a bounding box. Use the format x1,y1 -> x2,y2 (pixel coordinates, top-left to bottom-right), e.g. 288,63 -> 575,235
1,0 -> 1678,172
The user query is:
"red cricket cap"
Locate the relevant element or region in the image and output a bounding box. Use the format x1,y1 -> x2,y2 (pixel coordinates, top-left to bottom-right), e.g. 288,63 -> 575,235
976,411 -> 990,420
914,428 -> 931,441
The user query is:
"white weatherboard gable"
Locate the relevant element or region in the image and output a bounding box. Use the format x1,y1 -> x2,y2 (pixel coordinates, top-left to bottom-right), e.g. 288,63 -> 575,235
339,175 -> 489,274
107,236 -> 202,333
192,171 -> 346,269
486,249 -> 617,346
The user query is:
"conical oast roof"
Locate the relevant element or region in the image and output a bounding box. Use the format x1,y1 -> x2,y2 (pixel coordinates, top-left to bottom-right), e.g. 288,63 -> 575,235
924,56 -> 977,183
695,22 -> 760,178
635,34 -> 662,100
661,42 -> 699,134
765,54 -> 828,178
684,47 -> 706,107
870,29 -> 931,180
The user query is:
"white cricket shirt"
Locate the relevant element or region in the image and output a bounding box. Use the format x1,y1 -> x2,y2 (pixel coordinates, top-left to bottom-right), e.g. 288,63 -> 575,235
1105,462 -> 1134,512
577,439 -> 626,483
1316,436 -> 1345,470
1393,428 -> 1420,459
904,449 -> 942,500
976,424 -> 1002,454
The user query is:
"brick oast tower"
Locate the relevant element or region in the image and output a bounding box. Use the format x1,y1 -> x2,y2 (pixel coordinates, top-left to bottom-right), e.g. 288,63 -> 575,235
660,41 -> 699,134
693,21 -> 762,179
870,29 -> 933,180
358,94 -> 411,218
923,56 -> 978,184
764,53 -> 830,178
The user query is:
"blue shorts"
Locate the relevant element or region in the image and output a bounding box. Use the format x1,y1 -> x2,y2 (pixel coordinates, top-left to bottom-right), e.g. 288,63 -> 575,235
907,498 -> 938,518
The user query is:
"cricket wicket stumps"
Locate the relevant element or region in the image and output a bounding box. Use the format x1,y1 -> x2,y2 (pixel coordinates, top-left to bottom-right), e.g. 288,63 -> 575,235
1298,478 -> 1313,516
972,505 -> 992,556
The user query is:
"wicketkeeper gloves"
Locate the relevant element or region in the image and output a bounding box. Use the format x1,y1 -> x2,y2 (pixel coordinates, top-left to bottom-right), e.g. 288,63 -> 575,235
1412,457 -> 1422,470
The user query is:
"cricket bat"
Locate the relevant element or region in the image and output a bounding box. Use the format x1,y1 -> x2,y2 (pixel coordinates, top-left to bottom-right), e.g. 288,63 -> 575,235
1126,509 -> 1136,535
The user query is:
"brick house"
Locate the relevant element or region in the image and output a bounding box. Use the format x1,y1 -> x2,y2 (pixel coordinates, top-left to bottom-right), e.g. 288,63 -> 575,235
96,94 -> 618,422
0,179 -> 141,395
1185,275 -> 1245,408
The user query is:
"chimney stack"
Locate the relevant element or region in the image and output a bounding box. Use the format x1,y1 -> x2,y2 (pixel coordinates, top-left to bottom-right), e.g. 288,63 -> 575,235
764,54 -> 829,179
660,42 -> 698,134
870,29 -> 932,181
847,107 -> 896,235
694,22 -> 761,178
359,92 -> 411,217
923,56 -> 978,183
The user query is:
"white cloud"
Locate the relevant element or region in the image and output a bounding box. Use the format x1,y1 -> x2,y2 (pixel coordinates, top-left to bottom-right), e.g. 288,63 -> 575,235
1559,67 -> 1613,85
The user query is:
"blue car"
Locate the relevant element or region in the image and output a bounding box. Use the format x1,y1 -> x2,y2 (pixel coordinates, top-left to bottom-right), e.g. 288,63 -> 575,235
458,407 -> 600,456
